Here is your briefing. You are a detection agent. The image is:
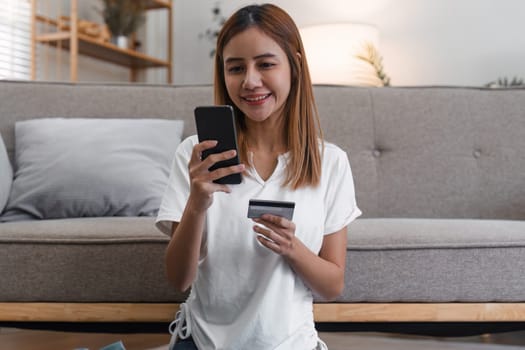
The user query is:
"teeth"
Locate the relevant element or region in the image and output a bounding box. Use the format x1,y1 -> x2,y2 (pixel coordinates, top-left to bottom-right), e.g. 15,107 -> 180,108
245,94 -> 270,102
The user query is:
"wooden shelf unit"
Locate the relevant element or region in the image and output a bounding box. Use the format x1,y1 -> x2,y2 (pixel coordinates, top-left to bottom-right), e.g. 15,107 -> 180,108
30,0 -> 172,83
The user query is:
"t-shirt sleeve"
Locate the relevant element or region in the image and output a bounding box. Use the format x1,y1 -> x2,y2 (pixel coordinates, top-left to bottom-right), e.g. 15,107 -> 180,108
155,136 -> 195,236
323,147 -> 362,235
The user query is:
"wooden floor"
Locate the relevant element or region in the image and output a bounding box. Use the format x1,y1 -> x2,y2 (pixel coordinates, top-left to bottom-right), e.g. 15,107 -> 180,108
0,328 -> 170,350
2,328 -> 525,350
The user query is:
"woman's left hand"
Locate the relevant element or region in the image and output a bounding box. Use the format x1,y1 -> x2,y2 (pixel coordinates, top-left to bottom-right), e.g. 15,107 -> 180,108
253,215 -> 296,257
254,215 -> 349,300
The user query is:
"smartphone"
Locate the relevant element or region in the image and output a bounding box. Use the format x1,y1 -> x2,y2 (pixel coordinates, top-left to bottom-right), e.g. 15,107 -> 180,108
194,105 -> 242,184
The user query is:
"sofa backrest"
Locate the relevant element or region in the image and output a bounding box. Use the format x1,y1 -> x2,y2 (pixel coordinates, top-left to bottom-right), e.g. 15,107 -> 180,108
314,86 -> 524,221
0,80 -> 523,220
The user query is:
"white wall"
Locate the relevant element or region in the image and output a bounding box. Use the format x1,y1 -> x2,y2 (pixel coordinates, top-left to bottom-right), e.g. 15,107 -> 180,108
35,0 -> 525,86
173,0 -> 525,87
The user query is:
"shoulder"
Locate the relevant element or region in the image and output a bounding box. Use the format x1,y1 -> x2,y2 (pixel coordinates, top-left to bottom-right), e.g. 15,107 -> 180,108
321,141 -> 349,167
177,135 -> 199,156
319,141 -> 353,181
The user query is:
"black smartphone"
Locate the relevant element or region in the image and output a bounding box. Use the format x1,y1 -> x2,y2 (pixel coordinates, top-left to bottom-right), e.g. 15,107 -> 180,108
194,105 -> 242,184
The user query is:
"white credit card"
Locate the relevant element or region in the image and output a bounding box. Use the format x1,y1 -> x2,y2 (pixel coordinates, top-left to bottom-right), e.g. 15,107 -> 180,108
247,199 -> 295,221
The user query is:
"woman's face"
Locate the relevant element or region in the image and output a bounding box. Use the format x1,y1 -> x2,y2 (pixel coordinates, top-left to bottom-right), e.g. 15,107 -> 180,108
222,27 -> 292,124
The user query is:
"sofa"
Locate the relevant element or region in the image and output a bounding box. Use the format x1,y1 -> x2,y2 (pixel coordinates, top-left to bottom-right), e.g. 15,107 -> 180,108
0,80 -> 524,329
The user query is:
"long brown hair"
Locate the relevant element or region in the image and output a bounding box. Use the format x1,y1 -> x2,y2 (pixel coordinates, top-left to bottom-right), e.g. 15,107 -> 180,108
214,4 -> 323,189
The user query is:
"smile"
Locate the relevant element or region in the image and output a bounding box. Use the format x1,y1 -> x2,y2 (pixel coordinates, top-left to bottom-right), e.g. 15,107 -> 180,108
242,93 -> 272,103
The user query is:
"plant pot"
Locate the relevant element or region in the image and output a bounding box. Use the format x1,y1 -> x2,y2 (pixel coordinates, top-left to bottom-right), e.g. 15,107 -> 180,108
111,35 -> 128,49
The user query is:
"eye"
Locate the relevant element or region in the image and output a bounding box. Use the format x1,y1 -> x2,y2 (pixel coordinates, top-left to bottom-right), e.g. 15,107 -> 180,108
227,66 -> 244,74
259,62 -> 275,69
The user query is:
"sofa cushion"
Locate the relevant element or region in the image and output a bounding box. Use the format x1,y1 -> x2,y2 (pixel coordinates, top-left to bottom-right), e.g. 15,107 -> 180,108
0,217 -> 187,302
0,133 -> 13,214
0,118 -> 183,222
340,218 -> 525,302
1,217 -> 524,303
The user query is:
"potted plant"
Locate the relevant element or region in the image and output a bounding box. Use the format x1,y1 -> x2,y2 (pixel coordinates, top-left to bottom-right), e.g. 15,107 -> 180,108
101,0 -> 145,49
356,43 -> 391,86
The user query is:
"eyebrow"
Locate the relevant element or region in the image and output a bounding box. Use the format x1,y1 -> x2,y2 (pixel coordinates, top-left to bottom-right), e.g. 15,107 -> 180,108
225,53 -> 277,64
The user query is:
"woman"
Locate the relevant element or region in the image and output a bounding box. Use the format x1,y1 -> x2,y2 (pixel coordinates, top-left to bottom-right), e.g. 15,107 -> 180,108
156,4 -> 361,349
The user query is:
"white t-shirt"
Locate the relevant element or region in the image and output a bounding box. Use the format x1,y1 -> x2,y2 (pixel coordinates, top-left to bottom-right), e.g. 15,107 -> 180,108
156,135 -> 361,350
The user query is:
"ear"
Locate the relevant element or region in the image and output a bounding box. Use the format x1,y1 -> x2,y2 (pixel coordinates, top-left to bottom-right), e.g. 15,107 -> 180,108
295,52 -> 302,73
296,51 -> 302,63
291,52 -> 302,79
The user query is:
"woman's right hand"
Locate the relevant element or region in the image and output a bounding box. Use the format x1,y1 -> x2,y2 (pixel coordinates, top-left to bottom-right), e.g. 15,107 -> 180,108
186,140 -> 245,213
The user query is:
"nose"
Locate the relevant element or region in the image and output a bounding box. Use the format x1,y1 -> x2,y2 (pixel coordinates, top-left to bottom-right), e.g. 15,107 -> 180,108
242,65 -> 262,90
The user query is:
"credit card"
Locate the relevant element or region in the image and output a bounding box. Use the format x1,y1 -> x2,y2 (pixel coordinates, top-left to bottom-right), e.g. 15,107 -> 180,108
247,199 -> 295,221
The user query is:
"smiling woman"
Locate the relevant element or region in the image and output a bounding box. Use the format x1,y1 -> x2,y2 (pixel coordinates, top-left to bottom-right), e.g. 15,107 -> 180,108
0,0 -> 31,79
158,4 -> 361,350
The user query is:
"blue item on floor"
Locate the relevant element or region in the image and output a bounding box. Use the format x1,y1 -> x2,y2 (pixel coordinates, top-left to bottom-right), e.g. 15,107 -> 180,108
99,341 -> 126,350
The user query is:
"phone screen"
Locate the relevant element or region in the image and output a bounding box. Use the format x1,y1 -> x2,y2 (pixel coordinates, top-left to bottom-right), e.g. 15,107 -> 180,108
194,105 -> 242,184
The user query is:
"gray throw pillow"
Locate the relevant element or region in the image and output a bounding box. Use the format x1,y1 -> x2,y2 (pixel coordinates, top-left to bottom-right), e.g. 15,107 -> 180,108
0,133 -> 13,214
0,118 -> 183,221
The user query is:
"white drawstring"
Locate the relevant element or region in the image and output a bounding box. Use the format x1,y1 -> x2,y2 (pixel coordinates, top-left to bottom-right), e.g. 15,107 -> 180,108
317,337 -> 329,350
168,303 -> 192,350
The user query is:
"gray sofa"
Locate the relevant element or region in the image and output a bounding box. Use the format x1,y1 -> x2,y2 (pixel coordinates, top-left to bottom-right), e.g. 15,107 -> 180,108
0,80 -> 524,325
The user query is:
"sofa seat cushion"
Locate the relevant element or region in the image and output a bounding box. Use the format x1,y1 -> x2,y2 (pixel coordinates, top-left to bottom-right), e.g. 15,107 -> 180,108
0,217 -> 188,302
339,218 -> 525,302
2,217 -> 524,304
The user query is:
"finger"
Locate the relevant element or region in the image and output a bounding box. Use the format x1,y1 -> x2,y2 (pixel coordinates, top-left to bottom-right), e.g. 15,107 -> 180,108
191,140 -> 218,163
213,183 -> 232,194
201,149 -> 238,170
255,215 -> 294,232
209,164 -> 245,181
252,218 -> 283,239
253,224 -> 285,245
261,214 -> 288,227
257,234 -> 281,254
189,179 -> 232,206
191,149 -> 239,180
